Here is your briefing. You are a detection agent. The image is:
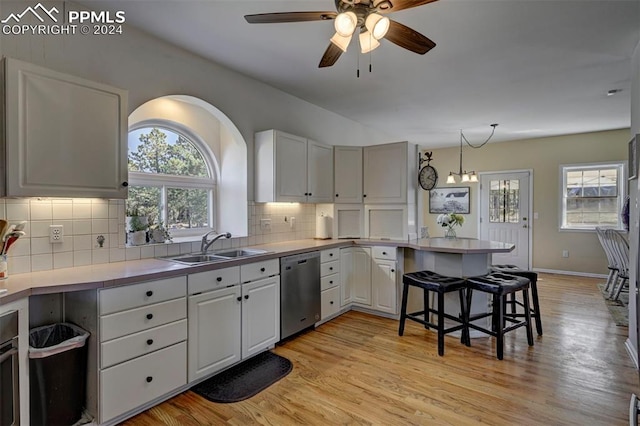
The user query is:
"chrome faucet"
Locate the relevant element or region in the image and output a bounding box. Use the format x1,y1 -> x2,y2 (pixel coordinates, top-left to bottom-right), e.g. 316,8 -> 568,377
201,231 -> 231,254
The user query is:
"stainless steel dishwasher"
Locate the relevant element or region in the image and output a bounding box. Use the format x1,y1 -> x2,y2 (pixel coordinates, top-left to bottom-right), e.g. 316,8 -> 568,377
280,251 -> 321,339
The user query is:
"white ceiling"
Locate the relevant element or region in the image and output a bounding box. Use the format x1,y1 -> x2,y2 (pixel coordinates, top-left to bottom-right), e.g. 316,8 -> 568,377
85,0 -> 640,148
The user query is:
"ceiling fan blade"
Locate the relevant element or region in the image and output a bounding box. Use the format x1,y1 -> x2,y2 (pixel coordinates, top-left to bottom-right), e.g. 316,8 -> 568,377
245,11 -> 337,24
319,43 -> 344,68
378,0 -> 439,13
384,19 -> 436,55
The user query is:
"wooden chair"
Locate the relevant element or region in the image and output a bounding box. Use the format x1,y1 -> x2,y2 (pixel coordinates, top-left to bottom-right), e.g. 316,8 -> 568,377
605,229 -> 629,301
595,227 -> 619,294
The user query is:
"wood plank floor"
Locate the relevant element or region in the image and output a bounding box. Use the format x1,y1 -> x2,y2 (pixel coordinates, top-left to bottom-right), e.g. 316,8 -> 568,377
123,273 -> 638,425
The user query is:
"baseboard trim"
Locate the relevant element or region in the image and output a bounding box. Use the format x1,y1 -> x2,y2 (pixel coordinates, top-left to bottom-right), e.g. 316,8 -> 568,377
533,268 -> 608,279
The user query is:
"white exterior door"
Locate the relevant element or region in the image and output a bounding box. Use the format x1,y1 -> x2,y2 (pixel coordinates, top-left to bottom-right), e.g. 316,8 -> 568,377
479,171 -> 531,269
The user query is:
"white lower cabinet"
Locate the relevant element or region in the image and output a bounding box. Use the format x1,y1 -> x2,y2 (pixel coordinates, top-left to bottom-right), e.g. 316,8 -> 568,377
242,276 -> 280,359
187,262 -> 280,383
320,248 -> 341,321
98,277 -> 187,423
321,286 -> 341,319
100,342 -> 187,423
188,286 -> 241,382
340,246 -> 400,314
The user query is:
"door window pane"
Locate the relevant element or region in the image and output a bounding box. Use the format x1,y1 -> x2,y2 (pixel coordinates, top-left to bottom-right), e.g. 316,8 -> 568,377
489,179 -> 520,223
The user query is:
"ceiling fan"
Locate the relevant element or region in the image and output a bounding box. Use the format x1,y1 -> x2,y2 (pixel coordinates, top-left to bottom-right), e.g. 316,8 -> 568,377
244,0 -> 438,68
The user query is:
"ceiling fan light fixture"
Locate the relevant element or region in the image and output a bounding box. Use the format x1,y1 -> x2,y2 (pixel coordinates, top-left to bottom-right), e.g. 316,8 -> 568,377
334,11 -> 357,37
330,32 -> 352,52
359,31 -> 380,53
365,14 -> 390,40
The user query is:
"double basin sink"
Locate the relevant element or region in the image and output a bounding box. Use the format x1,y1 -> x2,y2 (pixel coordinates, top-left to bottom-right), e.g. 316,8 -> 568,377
161,248 -> 269,265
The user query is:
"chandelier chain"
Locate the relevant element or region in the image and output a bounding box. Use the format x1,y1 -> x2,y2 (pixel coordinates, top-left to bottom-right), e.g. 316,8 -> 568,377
461,123 -> 498,149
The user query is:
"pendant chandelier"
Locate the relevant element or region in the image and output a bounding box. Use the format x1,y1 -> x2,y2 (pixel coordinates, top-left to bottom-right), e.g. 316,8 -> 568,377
447,124 -> 499,184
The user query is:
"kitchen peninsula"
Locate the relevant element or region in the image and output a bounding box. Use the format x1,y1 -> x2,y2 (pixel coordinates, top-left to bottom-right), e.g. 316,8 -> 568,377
0,236 -> 513,425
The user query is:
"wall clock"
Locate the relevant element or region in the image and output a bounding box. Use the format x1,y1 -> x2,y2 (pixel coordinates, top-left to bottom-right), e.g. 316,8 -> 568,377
418,151 -> 438,191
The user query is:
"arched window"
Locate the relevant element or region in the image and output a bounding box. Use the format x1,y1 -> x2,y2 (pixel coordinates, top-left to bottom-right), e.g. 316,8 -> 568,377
127,125 -> 216,238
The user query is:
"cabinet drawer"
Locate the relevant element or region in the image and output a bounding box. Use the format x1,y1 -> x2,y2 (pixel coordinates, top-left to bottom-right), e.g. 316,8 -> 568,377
101,319 -> 187,369
241,259 -> 279,283
188,267 -> 240,295
321,273 -> 340,292
321,286 -> 341,320
100,342 -> 187,423
320,260 -> 339,277
100,276 -> 186,315
320,248 -> 340,263
372,246 -> 397,261
101,298 -> 186,342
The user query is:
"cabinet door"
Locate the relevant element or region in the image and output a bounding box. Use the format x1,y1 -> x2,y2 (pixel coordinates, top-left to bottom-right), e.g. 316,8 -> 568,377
321,286 -> 341,320
340,248 -> 354,306
352,247 -> 372,306
307,140 -> 334,203
188,286 -> 241,382
3,58 -> 128,198
371,259 -> 398,314
242,276 -> 280,359
334,146 -> 363,203
275,132 -> 308,202
363,142 -> 407,204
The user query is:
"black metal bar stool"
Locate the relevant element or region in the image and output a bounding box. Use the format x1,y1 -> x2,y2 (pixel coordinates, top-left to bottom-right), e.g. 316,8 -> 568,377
465,272 -> 534,360
491,264 -> 542,335
399,271 -> 469,356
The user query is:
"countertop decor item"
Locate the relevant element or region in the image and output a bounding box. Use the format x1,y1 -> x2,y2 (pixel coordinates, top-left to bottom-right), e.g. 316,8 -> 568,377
437,213 -> 464,238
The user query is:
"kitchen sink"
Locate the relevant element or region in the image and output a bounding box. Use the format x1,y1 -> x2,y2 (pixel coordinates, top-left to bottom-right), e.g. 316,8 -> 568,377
159,248 -> 269,265
211,248 -> 268,258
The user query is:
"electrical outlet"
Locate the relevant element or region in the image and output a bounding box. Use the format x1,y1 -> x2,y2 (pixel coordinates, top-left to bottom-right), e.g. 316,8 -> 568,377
562,250 -> 569,258
260,218 -> 271,231
50,225 -> 64,243
290,217 -> 295,229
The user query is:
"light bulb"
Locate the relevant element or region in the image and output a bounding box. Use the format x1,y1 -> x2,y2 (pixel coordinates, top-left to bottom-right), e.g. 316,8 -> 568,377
446,173 -> 456,184
330,32 -> 352,52
365,14 -> 390,40
461,173 -> 470,183
334,11 -> 357,37
359,31 -> 380,53
469,172 -> 479,183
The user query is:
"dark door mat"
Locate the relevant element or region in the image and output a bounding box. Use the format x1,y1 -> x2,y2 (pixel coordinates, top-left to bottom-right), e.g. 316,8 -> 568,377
191,351 -> 293,403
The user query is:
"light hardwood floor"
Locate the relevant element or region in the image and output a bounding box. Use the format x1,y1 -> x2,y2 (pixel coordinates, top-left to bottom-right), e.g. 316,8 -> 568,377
124,273 -> 638,425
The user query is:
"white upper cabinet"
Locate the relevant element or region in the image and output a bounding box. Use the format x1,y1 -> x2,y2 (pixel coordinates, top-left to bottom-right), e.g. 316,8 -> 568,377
334,146 -> 363,203
307,139 -> 334,203
2,58 -> 128,198
363,142 -> 415,204
254,130 -> 333,203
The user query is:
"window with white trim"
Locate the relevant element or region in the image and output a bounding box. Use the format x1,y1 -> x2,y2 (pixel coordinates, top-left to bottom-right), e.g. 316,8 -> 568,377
127,126 -> 216,237
560,162 -> 625,230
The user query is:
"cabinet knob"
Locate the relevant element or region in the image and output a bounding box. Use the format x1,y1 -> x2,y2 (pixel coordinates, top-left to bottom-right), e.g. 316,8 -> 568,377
216,277 -> 222,282
363,194 -> 367,198
260,267 -> 266,272
329,267 -> 333,271
146,376 -> 153,383
146,339 -> 154,346
329,281 -> 333,284
329,253 -> 333,257
330,301 -> 334,305
382,252 -> 387,255
146,290 -> 153,297
237,296 -> 242,302
244,295 -> 249,300
391,269 -> 395,273
122,181 -> 129,187
309,193 -> 312,196
335,194 -> 339,197
146,313 -> 153,320
304,193 -> 308,196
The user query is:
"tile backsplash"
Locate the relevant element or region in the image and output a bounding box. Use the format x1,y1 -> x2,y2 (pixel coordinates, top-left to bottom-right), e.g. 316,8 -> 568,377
0,199 -> 318,274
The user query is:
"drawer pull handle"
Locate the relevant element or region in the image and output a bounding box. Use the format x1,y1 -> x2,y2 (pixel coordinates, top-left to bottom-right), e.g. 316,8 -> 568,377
391,269 -> 395,273
382,252 -> 387,255
244,295 -> 249,300
146,376 -> 153,383
216,277 -> 222,282
329,267 -> 333,271
237,296 -> 242,302
329,280 -> 333,284
146,313 -> 153,320
330,301 -> 334,305
329,253 -> 333,257
146,290 -> 153,297
260,267 -> 266,272
147,339 -> 154,346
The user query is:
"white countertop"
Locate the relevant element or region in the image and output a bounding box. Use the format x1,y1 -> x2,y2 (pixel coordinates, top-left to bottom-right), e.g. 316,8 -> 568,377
0,237 -> 514,304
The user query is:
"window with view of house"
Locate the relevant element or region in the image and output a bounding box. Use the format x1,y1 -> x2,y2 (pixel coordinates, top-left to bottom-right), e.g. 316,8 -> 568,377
560,162 -> 625,230
127,126 -> 216,237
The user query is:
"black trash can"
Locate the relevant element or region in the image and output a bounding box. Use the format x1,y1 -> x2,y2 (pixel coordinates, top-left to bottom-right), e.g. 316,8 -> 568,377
29,323 -> 90,426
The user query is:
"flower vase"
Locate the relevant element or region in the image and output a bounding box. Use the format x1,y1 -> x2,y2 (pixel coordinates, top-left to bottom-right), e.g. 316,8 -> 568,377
445,227 -> 457,239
